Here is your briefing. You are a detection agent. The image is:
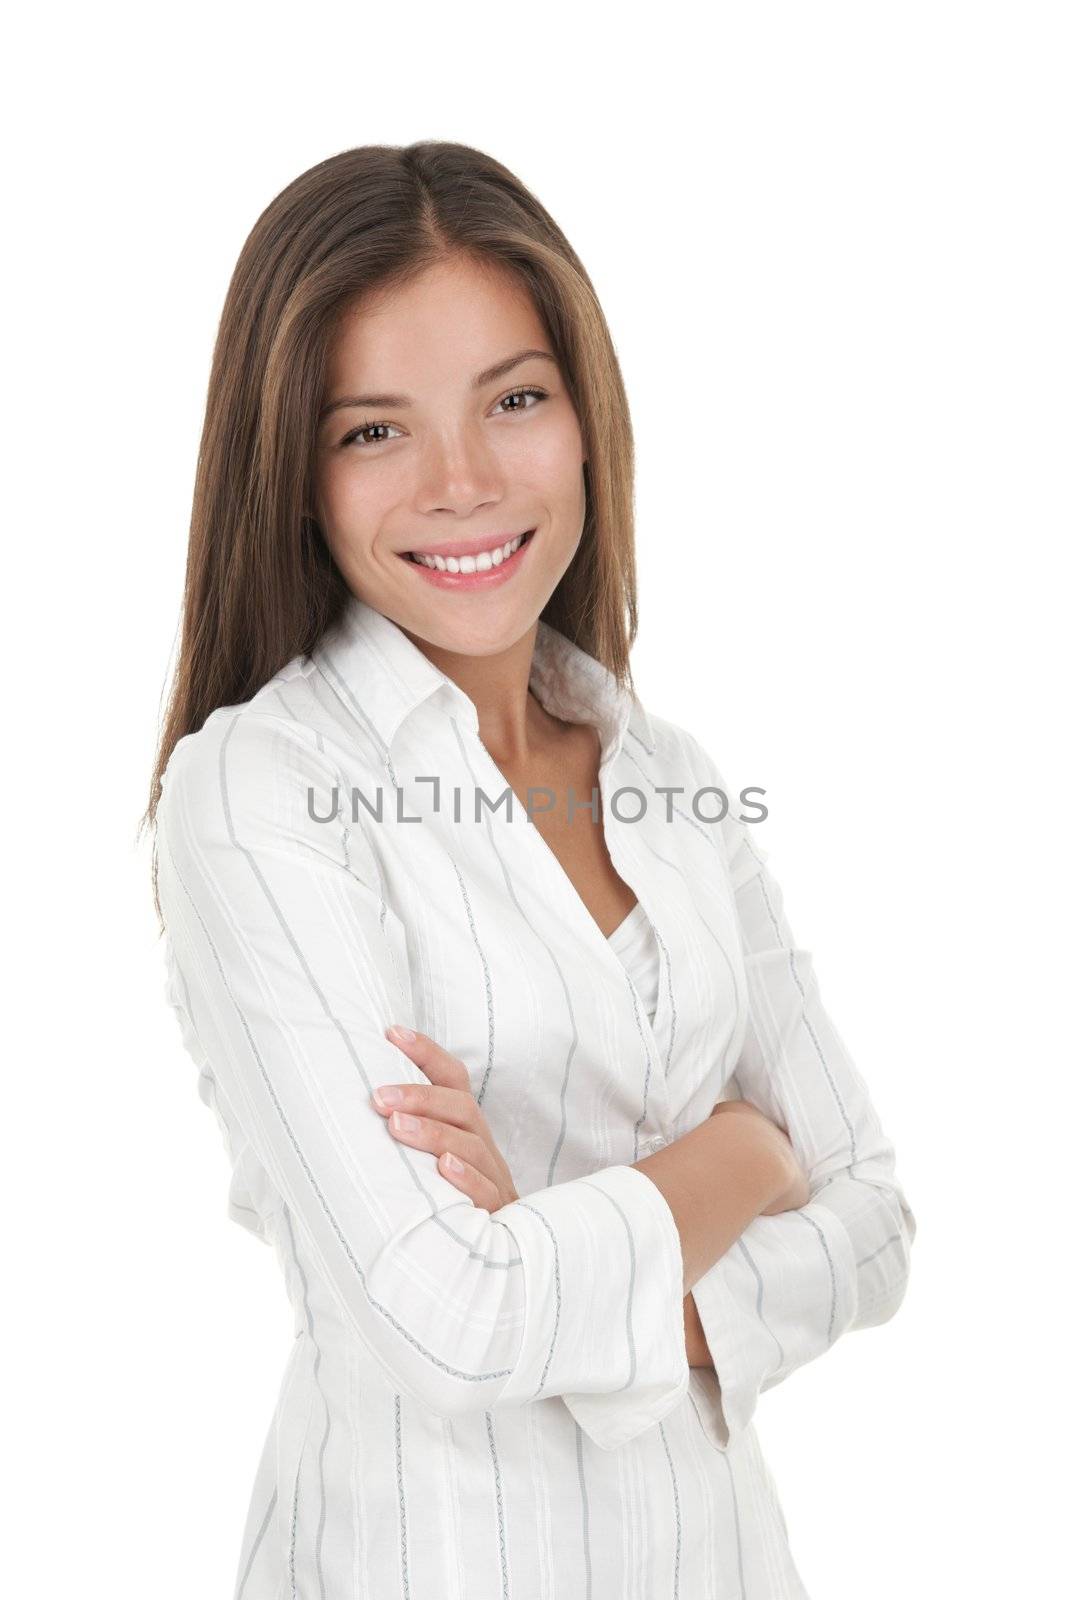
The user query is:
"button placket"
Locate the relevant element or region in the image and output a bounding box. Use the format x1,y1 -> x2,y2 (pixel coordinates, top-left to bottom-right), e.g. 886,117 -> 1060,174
609,821 -> 673,1147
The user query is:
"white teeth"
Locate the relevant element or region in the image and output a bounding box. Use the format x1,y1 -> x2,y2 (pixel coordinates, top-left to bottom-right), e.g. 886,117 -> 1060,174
410,533 -> 528,572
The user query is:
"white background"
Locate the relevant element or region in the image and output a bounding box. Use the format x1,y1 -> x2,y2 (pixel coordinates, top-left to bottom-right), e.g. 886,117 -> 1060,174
6,3 -> 1063,1595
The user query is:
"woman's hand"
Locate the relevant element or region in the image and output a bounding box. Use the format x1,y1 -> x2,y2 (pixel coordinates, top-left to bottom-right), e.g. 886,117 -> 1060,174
710,1098 -> 811,1215
372,1025 -> 520,1213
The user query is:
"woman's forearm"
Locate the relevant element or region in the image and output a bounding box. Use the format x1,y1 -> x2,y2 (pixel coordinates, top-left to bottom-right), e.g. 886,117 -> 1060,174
633,1115 -> 787,1297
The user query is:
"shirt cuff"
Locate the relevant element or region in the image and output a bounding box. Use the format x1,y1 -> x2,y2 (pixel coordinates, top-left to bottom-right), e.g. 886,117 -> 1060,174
688,1198 -> 859,1451
495,1162 -> 690,1450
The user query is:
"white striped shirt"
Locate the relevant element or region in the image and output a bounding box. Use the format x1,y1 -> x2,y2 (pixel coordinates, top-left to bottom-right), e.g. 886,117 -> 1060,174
156,591 -> 916,1599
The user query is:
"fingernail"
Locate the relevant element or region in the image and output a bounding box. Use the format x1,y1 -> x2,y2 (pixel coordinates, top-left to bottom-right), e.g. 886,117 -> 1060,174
386,1024 -> 417,1043
443,1152 -> 464,1174
391,1111 -> 419,1133
374,1085 -> 403,1106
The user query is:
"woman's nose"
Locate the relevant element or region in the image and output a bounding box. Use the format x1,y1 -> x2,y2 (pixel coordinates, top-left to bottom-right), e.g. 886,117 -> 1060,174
416,430 -> 505,517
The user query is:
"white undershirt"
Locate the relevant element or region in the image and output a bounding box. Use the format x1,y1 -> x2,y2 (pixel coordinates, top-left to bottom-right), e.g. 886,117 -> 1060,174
606,900 -> 659,1022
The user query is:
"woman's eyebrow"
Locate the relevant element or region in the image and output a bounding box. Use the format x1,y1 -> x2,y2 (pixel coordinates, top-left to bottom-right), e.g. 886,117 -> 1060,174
318,348 -> 558,422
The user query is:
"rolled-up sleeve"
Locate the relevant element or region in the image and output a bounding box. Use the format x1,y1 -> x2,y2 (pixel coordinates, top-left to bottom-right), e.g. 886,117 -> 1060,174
506,1163 -> 690,1448
157,710 -> 688,1448
684,739 -> 918,1452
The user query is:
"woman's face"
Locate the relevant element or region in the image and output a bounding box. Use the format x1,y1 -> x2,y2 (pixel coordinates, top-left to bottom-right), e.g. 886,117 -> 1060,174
313,254 -> 587,658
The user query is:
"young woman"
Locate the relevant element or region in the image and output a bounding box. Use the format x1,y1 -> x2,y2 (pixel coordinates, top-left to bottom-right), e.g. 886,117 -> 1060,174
146,140 -> 916,1600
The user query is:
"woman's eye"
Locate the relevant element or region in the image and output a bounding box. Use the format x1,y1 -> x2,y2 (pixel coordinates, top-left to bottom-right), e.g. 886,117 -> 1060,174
495,385 -> 548,414
340,421 -> 402,449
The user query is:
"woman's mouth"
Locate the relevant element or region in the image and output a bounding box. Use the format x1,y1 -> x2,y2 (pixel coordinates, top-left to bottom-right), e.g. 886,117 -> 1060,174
400,529 -> 535,590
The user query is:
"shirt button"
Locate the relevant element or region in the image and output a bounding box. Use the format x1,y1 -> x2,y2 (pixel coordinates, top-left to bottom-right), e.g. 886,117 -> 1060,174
638,1134 -> 668,1156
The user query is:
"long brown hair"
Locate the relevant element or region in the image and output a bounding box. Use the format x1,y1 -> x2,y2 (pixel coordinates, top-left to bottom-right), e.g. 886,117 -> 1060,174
142,140 -> 640,924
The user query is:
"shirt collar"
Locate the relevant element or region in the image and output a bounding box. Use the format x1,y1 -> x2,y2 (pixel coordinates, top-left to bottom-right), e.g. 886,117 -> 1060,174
312,591 -> 653,772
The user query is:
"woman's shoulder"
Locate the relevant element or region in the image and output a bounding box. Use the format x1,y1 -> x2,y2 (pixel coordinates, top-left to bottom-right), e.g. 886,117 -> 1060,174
627,703 -> 755,858
158,661 -> 340,842
633,703 -> 771,880
630,702 -> 729,790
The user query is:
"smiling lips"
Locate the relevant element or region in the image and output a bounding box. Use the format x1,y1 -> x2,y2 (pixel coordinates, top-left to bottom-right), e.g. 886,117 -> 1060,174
401,529 -> 535,589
